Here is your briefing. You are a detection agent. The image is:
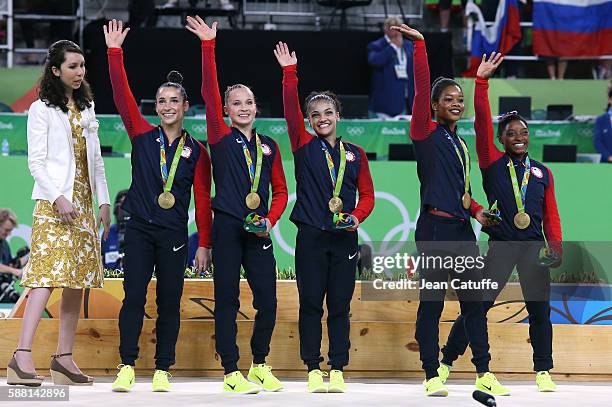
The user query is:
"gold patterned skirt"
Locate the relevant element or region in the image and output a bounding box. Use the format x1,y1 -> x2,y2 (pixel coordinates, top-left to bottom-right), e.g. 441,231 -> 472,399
21,105 -> 104,289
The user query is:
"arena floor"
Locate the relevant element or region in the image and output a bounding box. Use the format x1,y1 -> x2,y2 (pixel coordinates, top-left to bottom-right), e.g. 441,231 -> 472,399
1,377 -> 609,406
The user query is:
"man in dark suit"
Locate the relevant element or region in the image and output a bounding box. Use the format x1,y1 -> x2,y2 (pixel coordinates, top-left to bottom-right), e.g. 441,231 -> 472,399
594,88 -> 612,163
367,16 -> 415,118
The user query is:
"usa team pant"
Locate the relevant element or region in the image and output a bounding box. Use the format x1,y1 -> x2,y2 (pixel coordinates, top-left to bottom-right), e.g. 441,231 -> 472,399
441,241 -> 553,372
295,223 -> 359,371
118,217 -> 188,371
415,211 -> 491,380
212,211 -> 277,374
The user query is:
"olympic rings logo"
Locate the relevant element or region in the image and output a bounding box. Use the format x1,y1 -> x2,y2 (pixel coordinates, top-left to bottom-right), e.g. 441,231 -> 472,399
269,125 -> 287,135
345,126 -> 365,137
113,122 -> 126,132
577,128 -> 593,137
272,191 -> 419,257
191,124 -> 207,134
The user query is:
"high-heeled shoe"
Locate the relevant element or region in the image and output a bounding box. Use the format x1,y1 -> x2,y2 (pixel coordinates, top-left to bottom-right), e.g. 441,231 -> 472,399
6,349 -> 44,387
49,353 -> 94,386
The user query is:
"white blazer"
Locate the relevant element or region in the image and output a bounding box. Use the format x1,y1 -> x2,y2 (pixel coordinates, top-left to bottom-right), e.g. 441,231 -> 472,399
27,99 -> 110,206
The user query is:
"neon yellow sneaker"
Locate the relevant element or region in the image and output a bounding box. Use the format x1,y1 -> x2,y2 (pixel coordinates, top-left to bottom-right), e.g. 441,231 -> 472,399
247,363 -> 283,392
423,376 -> 448,397
437,364 -> 451,384
328,370 -> 347,393
536,371 -> 557,392
111,364 -> 135,392
476,372 -> 511,396
307,369 -> 328,393
223,371 -> 260,394
152,370 -> 171,392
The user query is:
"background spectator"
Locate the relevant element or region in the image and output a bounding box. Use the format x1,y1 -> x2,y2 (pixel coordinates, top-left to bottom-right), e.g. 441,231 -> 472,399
0,208 -> 22,279
0,208 -> 24,303
367,16 -> 414,118
545,58 -> 568,80
438,0 -> 467,33
101,189 -> 130,270
128,0 -> 156,28
594,88 -> 612,163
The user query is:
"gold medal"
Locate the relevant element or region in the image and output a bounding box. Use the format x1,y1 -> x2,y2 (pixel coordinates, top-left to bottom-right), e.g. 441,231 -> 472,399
514,212 -> 531,229
328,197 -> 343,214
245,192 -> 261,210
462,192 -> 471,209
158,191 -> 175,209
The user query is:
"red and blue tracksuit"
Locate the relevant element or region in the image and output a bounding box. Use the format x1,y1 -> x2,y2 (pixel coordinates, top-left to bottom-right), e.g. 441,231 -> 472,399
282,64 -> 375,371
108,47 -> 212,371
410,39 -> 491,380
200,39 -> 288,374
441,76 -> 563,372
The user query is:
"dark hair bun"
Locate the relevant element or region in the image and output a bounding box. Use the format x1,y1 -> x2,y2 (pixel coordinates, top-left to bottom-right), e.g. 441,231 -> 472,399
167,70 -> 183,85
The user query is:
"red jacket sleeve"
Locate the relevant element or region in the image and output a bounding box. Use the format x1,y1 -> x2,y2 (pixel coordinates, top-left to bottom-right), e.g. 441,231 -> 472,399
474,77 -> 504,169
543,167 -> 563,255
351,145 -> 375,223
410,40 -> 437,141
469,198 -> 484,218
201,40 -> 231,145
193,141 -> 213,248
107,48 -> 155,140
282,64 -> 314,152
266,140 -> 288,226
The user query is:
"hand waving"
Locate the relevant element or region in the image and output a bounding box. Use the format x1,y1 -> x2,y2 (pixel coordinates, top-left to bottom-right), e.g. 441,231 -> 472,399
273,42 -> 297,67
186,16 -> 217,41
390,24 -> 424,41
477,52 -> 504,79
103,19 -> 130,49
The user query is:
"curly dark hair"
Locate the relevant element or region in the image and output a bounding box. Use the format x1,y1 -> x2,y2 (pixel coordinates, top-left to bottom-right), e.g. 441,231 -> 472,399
38,40 -> 92,113
304,91 -> 342,116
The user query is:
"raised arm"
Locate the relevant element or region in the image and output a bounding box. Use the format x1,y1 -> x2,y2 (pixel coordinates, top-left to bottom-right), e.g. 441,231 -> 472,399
367,39 -> 396,67
266,140 -> 288,226
542,167 -> 563,257
351,145 -> 375,223
275,42 -> 314,152
391,25 -> 437,140
89,104 -> 111,206
474,53 -> 505,168
186,16 -> 231,145
193,141 -> 213,248
104,20 -> 154,140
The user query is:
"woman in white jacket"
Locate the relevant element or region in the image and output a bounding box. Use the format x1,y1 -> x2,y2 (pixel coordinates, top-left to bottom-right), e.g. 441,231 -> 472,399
6,40 -> 111,387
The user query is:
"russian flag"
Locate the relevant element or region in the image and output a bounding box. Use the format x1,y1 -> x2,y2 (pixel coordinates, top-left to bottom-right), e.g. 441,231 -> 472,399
533,0 -> 612,57
462,0 -> 522,77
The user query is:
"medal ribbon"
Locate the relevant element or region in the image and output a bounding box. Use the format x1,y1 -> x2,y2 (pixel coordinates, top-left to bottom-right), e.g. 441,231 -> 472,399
238,133 -> 263,194
320,139 -> 346,199
508,155 -> 531,214
444,129 -> 470,196
159,128 -> 185,194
